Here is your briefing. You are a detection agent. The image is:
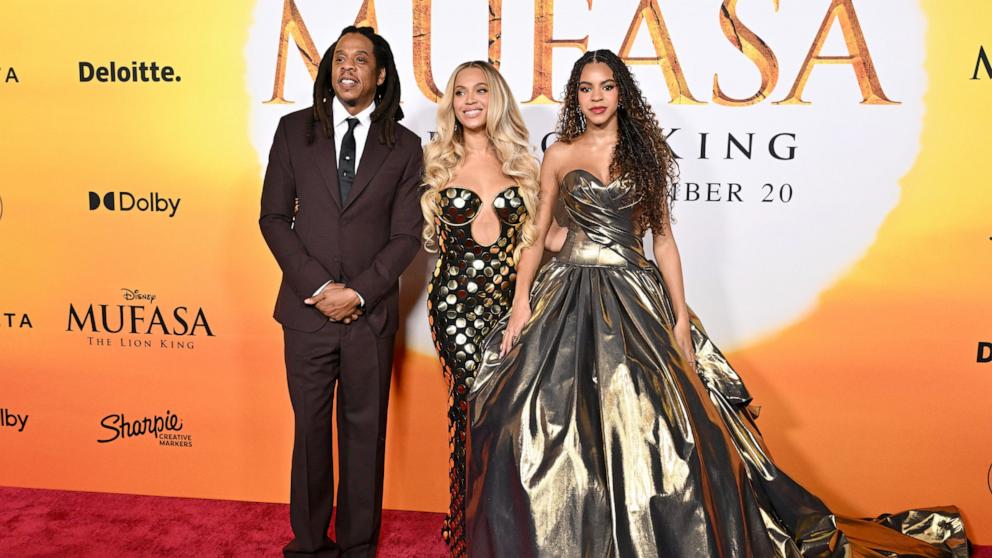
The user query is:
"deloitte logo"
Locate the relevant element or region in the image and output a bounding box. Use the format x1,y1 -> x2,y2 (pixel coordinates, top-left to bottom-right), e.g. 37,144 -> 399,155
88,191 -> 180,217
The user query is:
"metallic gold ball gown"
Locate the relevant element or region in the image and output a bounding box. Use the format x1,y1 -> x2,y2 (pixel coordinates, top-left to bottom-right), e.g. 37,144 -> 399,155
466,169 -> 967,558
427,185 -> 527,557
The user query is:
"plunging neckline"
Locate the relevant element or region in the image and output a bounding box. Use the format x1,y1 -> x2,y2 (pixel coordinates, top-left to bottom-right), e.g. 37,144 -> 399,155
440,185 -> 519,248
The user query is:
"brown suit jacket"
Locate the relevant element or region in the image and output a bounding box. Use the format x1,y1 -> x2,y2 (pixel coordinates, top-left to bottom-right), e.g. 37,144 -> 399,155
259,107 -> 424,336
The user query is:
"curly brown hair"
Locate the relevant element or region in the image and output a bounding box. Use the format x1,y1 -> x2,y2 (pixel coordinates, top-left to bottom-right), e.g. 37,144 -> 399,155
555,49 -> 678,233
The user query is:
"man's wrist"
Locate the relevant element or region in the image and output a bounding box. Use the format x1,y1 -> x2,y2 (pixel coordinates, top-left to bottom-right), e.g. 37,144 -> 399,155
351,289 -> 365,308
312,280 -> 334,297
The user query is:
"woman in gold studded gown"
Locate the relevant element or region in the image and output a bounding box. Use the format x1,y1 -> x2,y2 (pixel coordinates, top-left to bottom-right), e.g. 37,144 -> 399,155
421,61 -> 539,557
465,50 -> 968,558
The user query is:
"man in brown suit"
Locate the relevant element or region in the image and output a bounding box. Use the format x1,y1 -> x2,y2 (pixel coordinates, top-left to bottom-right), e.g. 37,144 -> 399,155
259,26 -> 423,558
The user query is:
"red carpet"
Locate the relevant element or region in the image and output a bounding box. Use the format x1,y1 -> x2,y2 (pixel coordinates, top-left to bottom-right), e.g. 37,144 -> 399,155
0,487 -> 446,557
0,486 -> 987,557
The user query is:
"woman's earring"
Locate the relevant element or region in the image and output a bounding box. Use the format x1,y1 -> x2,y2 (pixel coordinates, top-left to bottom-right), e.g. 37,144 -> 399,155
578,112 -> 586,130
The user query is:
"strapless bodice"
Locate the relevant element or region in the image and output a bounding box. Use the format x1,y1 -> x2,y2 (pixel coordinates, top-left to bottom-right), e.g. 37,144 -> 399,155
557,169 -> 650,269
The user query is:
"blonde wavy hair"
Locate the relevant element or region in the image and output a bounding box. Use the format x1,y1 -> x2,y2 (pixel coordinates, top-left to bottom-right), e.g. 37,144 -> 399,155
420,61 -> 539,260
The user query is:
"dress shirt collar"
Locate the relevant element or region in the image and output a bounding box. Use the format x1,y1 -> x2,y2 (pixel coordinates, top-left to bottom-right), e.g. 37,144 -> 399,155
332,96 -> 375,130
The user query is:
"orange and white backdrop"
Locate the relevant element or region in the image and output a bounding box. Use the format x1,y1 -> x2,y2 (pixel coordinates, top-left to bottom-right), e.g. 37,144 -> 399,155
1,0 -> 990,543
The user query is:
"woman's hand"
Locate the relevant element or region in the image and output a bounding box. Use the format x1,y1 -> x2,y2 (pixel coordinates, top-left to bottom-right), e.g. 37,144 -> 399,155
500,299 -> 532,357
674,319 -> 696,373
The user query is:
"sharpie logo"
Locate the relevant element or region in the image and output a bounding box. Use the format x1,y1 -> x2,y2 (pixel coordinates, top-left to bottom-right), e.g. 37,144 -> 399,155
97,411 -> 183,443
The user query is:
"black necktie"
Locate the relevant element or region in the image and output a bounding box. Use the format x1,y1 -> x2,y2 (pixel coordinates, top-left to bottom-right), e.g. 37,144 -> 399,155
338,117 -> 359,203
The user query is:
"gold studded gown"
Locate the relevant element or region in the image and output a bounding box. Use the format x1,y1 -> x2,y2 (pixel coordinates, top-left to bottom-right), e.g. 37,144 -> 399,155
465,170 -> 967,558
428,186 -> 527,557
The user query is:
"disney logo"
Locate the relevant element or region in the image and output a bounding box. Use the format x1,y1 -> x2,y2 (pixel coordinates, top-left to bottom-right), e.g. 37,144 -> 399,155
121,288 -> 157,303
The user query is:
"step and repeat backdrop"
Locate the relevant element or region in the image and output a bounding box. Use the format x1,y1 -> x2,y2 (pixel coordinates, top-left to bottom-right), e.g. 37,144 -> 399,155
1,0 -> 990,542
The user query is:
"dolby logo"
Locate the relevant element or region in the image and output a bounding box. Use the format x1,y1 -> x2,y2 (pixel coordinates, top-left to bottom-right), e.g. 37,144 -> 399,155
1,408 -> 29,432
88,191 -> 180,217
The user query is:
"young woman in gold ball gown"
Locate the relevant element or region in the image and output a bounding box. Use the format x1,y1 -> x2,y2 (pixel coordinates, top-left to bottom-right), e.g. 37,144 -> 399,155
466,49 -> 967,558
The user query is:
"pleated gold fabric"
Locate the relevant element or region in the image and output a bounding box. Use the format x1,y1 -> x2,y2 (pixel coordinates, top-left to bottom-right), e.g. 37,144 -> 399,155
465,169 -> 967,558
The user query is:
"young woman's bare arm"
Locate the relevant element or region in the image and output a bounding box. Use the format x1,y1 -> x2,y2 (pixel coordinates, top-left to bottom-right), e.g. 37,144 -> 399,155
499,143 -> 564,355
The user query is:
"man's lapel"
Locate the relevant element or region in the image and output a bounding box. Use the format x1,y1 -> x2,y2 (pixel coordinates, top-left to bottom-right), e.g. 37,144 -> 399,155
308,116 -> 343,210
344,120 -> 391,211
